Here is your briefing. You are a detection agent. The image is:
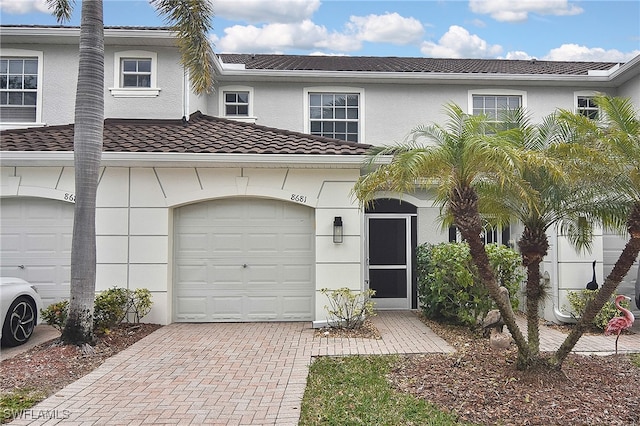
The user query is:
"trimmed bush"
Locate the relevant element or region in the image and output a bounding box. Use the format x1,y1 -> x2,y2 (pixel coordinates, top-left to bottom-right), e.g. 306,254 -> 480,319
39,300 -> 69,332
320,287 -> 376,329
93,287 -> 129,332
563,289 -> 631,330
40,287 -> 154,333
417,242 -> 524,328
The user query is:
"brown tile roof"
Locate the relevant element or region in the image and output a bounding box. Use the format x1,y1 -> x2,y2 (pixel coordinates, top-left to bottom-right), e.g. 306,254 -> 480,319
219,54 -> 620,75
0,111 -> 371,155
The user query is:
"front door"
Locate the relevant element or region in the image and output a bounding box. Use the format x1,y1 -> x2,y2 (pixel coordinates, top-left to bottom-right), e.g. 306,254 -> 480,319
366,215 -> 411,309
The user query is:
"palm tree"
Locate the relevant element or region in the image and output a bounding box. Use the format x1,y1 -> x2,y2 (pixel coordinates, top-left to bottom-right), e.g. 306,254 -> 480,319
47,0 -> 215,345
552,95 -> 640,367
353,103 -> 536,367
491,109 -> 617,357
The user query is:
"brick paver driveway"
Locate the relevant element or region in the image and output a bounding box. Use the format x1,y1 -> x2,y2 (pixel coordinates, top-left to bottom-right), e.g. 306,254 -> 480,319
12,311 -> 452,425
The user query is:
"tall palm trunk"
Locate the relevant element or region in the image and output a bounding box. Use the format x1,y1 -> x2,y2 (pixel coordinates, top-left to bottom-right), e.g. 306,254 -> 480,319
552,202 -> 640,367
518,225 -> 549,355
62,0 -> 104,345
450,185 -> 532,368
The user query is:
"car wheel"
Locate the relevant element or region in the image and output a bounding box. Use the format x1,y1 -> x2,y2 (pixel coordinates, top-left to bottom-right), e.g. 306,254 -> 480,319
1,296 -> 37,347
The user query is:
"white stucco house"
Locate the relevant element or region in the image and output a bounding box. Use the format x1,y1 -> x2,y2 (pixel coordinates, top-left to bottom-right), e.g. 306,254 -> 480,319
1,25 -> 639,326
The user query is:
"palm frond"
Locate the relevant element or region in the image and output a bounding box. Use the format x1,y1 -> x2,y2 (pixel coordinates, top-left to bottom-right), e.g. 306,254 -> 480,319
151,0 -> 216,95
46,0 -> 75,23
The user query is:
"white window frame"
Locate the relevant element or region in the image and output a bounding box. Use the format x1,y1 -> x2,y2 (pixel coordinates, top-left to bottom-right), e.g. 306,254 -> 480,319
468,89 -> 527,120
0,48 -> 44,130
219,85 -> 256,123
574,90 -> 605,119
110,50 -> 160,98
303,86 -> 365,143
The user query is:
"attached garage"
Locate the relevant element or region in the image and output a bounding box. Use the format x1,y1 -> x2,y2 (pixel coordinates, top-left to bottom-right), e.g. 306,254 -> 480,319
174,197 -> 315,322
0,197 -> 73,306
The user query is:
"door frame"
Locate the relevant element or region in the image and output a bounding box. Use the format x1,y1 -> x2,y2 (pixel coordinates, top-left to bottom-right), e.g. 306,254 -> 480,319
364,213 -> 415,310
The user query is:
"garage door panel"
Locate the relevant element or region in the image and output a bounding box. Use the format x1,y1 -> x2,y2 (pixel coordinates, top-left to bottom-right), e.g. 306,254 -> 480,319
176,297 -> 208,320
175,233 -> 209,256
174,198 -> 314,322
1,198 -> 73,304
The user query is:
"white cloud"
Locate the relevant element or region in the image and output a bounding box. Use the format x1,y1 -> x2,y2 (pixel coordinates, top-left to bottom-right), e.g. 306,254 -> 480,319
0,0 -> 50,14
215,20 -> 360,54
212,0 -> 320,24
469,0 -> 583,23
504,51 -> 533,60
347,12 -> 424,45
543,44 -> 640,62
420,25 -> 502,58
215,11 -> 425,54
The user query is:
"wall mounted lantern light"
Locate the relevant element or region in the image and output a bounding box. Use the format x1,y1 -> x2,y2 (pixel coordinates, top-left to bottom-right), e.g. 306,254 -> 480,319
333,216 -> 343,243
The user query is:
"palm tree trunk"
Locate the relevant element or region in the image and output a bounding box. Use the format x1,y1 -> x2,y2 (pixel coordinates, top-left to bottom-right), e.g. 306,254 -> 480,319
62,0 -> 104,345
518,225 -> 550,356
451,186 -> 531,367
552,202 -> 640,367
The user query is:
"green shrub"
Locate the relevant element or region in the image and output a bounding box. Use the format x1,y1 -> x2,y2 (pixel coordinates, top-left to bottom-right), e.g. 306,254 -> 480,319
128,288 -> 153,323
563,289 -> 631,330
93,287 -> 129,332
320,287 -> 376,329
416,242 -> 524,328
40,287 -> 153,333
39,300 -> 69,332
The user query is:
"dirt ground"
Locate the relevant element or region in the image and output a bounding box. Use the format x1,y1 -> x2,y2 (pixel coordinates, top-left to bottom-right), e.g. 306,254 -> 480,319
1,319 -> 638,425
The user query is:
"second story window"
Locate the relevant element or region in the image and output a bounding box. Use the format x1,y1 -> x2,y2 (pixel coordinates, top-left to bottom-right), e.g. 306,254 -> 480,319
308,92 -> 359,142
224,91 -> 249,116
472,94 -> 522,121
577,95 -> 598,119
121,58 -> 151,88
0,57 -> 38,124
110,51 -> 159,98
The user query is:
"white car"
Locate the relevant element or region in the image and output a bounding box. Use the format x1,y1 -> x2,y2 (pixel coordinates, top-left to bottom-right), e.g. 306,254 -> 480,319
1,277 -> 42,347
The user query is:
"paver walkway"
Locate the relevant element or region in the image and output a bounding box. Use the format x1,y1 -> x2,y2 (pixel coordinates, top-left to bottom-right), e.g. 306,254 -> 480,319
10,311 -> 452,425
8,310 -> 639,425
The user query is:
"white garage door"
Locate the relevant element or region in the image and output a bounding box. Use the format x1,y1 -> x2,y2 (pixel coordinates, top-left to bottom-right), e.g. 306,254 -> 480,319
0,198 -> 73,306
174,198 -> 315,322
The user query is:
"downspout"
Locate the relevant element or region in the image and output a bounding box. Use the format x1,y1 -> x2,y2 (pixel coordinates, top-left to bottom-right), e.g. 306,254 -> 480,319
182,69 -> 190,121
551,228 -> 575,323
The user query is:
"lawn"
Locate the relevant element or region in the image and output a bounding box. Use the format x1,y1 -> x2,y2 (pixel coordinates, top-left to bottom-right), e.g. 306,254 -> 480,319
299,355 -> 469,426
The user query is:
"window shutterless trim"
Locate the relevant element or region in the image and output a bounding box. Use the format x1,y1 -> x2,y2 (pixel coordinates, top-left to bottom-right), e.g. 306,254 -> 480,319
0,48 -> 44,126
109,50 -> 160,98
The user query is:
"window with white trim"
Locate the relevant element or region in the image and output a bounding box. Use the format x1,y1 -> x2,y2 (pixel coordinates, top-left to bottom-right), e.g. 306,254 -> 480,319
224,91 -> 249,116
472,94 -> 522,120
0,49 -> 43,126
219,86 -> 255,122
576,95 -> 598,119
110,50 -> 159,97
122,58 -> 151,88
306,89 -> 362,142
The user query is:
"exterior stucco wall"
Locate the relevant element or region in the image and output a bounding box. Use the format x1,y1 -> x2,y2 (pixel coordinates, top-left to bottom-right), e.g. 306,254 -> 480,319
1,165 -> 363,325
1,43 -> 188,126
210,80 -> 619,147
618,73 -> 640,106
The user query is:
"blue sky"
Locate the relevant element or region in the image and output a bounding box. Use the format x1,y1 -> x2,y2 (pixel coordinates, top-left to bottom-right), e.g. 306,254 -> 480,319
1,0 -> 638,61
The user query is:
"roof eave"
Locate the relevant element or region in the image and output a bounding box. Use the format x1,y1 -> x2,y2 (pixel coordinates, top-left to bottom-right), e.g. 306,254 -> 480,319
0,151 -> 380,168
0,26 -> 177,47
216,68 -> 619,86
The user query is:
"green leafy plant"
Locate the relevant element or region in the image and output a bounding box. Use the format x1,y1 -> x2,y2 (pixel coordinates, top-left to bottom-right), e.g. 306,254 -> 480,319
320,287 -> 376,329
563,289 -> 631,330
39,300 -> 69,332
93,287 -> 129,333
40,287 -> 154,333
128,288 -> 153,323
416,242 -> 523,328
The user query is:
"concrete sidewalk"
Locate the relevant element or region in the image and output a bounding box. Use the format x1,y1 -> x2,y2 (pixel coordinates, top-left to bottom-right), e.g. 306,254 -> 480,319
7,310 -> 639,425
